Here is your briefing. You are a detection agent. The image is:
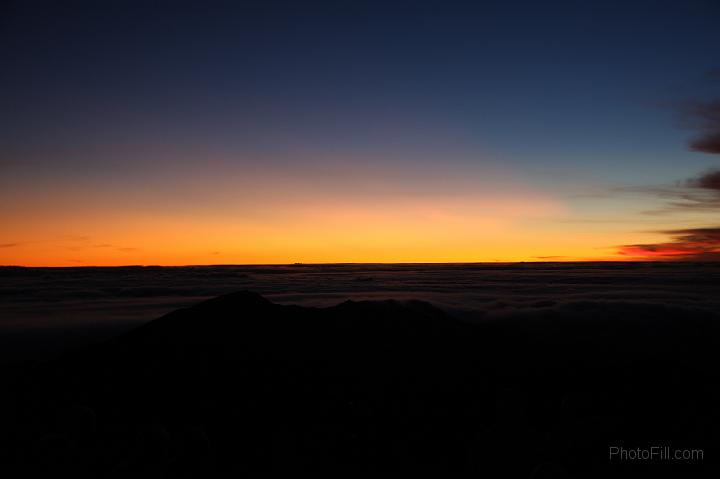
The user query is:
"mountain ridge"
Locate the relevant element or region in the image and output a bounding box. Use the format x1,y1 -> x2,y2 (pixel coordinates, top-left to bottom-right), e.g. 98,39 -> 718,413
3,291 -> 720,477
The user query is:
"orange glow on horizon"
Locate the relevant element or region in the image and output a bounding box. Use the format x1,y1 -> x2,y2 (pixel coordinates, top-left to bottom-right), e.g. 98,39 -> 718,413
1,158 -> 693,266
0,190 -> 646,266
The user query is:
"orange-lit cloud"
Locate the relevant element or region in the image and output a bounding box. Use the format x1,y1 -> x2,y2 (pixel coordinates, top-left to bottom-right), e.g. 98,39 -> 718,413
618,228 -> 720,261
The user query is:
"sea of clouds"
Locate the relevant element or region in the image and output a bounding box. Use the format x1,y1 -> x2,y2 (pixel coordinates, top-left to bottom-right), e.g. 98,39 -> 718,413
2,262 -> 720,359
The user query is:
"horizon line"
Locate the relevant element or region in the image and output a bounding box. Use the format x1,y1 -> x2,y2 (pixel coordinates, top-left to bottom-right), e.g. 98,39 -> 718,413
0,260 -> 701,268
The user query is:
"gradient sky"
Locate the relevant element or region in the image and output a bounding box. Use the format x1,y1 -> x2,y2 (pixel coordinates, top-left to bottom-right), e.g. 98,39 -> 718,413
2,0 -> 720,265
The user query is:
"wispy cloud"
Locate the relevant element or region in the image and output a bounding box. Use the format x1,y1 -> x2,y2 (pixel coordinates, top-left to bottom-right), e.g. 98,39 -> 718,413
614,169 -> 720,215
685,169 -> 720,190
58,235 -> 92,242
66,244 -> 139,253
616,93 -> 720,260
616,171 -> 720,259
684,100 -> 720,154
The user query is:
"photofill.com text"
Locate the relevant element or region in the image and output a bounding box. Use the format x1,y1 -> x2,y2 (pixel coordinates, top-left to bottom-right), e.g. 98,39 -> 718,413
609,445 -> 703,462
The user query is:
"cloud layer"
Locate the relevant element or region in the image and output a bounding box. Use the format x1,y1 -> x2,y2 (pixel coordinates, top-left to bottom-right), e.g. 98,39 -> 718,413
3,262 -> 720,359
687,100 -> 720,154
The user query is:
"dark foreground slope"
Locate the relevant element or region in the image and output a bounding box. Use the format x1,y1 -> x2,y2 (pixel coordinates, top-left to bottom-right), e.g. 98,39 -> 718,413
3,291 -> 720,477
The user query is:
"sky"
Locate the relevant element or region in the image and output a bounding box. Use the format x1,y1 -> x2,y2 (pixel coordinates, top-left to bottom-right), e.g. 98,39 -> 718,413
1,0 -> 720,265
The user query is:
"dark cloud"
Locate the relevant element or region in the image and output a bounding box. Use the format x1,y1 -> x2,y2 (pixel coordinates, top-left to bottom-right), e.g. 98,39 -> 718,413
0,243 -> 20,248
664,227 -> 720,242
614,169 -> 720,215
690,133 -> 720,154
685,169 -> 720,190
679,98 -> 720,154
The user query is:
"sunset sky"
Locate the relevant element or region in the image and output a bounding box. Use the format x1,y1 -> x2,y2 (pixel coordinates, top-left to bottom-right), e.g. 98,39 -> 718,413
2,0 -> 720,265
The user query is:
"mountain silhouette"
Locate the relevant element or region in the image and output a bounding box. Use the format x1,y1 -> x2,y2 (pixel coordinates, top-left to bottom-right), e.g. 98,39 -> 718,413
2,291 -> 719,477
